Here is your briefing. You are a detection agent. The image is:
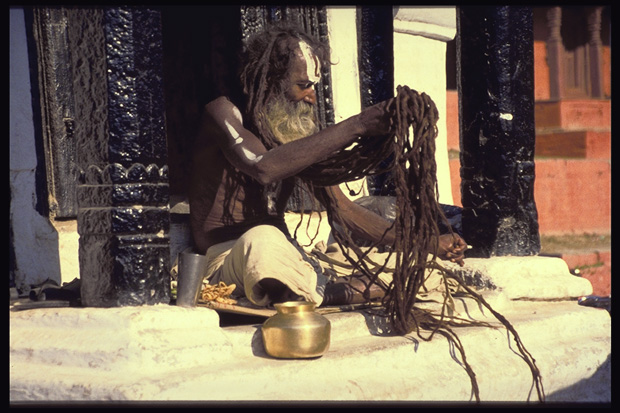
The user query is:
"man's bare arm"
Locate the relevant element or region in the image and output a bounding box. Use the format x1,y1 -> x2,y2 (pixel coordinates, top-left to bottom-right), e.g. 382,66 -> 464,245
320,185 -> 468,266
201,97 -> 393,186
318,185 -> 396,246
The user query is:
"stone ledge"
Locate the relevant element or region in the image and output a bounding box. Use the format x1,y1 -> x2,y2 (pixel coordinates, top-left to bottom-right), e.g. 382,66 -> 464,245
393,6 -> 456,41
10,300 -> 610,403
557,250 -> 611,269
9,257 -> 608,403
442,256 -> 593,300
534,99 -> 611,131
535,130 -> 610,159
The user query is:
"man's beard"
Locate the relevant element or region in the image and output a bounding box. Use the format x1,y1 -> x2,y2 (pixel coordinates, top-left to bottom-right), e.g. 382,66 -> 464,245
264,95 -> 319,145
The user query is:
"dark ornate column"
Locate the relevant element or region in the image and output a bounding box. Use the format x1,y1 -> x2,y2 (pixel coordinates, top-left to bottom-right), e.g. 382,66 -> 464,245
587,6 -> 604,98
357,6 -> 394,195
457,6 -> 540,257
30,7 -> 81,219
546,7 -> 564,100
78,7 -> 170,306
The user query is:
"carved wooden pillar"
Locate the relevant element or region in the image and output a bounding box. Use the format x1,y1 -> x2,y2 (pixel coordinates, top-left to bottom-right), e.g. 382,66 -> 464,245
457,6 -> 540,257
546,7 -> 564,100
30,8 -> 79,219
78,7 -> 170,307
357,6 -> 395,195
587,6 -> 604,98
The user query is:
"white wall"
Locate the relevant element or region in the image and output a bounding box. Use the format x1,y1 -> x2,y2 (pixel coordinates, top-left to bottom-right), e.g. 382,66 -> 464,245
327,6 -> 455,205
326,7 -> 369,201
10,7 -> 63,288
394,6 -> 456,205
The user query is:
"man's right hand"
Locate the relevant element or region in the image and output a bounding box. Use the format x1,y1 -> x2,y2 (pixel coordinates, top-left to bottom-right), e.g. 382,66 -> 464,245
356,98 -> 395,137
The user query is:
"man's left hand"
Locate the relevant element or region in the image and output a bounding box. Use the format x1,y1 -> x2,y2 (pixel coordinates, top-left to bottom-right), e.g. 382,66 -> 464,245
437,233 -> 467,267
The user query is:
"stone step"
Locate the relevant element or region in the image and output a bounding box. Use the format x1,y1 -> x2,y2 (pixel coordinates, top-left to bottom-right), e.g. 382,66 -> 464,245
551,250 -> 611,297
10,256 -> 610,403
556,250 -> 611,269
9,300 -> 610,402
446,93 -> 611,154
535,99 -> 611,131
578,263 -> 611,297
535,130 -> 610,159
533,159 -> 611,235
449,158 -> 611,235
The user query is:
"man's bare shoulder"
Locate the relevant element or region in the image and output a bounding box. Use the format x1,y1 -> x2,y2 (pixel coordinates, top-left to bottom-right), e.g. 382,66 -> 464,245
205,96 -> 231,110
198,96 -> 248,151
204,96 -> 243,123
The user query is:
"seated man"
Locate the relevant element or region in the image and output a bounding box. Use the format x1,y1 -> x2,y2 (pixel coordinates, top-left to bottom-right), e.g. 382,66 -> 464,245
189,23 -> 466,307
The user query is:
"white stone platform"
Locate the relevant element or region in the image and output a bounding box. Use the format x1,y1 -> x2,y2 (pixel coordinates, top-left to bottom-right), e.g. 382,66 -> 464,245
10,256 -> 611,404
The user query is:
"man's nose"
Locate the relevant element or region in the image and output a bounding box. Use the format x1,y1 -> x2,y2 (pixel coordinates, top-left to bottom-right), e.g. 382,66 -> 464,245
303,87 -> 317,105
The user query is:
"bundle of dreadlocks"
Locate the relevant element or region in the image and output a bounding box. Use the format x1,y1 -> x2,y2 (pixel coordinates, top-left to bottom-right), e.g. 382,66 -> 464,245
297,85 -> 545,402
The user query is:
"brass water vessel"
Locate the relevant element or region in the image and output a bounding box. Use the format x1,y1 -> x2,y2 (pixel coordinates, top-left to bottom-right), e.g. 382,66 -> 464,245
261,301 -> 331,359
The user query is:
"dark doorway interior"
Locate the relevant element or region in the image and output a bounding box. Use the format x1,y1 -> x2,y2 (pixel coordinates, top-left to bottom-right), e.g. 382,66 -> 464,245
161,6 -> 242,198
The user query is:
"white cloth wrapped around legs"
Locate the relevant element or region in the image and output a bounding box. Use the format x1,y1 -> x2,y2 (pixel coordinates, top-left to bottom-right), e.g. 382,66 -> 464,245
205,225 -> 327,307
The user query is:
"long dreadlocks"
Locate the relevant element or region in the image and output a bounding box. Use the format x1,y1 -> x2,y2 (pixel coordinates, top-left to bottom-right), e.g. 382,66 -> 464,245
240,23 -> 330,144
221,23 -> 331,227
231,24 -> 544,402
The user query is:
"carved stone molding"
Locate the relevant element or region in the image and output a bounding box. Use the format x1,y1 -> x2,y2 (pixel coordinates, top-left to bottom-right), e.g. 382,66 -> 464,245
79,163 -> 169,185
393,6 -> 456,41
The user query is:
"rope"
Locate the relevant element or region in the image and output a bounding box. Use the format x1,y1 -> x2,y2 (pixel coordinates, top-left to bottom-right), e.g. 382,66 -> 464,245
239,84 -> 545,402
201,281 -> 237,305
296,85 -> 545,402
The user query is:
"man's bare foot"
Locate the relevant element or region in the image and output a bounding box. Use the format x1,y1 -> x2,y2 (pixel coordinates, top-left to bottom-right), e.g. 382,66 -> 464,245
322,275 -> 385,306
258,278 -> 304,306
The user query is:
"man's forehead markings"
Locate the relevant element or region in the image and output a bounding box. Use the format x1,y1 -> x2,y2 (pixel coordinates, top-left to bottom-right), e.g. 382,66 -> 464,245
298,40 -> 321,83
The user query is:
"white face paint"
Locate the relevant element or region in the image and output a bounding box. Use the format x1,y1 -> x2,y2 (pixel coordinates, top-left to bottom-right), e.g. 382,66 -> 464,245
224,119 -> 263,163
226,107 -> 245,144
241,147 -> 263,163
232,105 -> 242,122
224,119 -> 242,143
299,40 -> 321,83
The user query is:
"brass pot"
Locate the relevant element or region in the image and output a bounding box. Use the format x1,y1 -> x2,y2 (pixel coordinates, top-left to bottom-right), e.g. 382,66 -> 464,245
261,301 -> 331,359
